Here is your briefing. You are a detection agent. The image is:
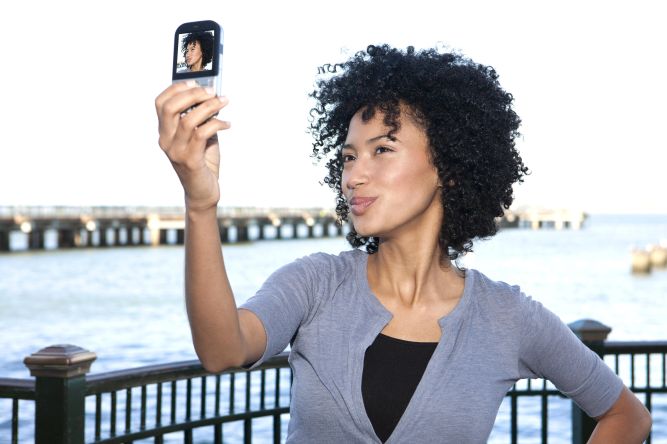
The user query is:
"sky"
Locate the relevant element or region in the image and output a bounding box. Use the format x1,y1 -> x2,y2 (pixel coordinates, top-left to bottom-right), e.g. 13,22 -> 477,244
0,0 -> 665,214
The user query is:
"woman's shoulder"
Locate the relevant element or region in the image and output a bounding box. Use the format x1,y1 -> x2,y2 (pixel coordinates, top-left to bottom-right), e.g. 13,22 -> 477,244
466,268 -> 533,314
293,248 -> 364,270
273,249 -> 363,284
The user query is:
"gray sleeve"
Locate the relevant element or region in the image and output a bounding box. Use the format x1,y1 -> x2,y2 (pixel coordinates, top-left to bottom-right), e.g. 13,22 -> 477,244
518,296 -> 624,418
238,255 -> 317,369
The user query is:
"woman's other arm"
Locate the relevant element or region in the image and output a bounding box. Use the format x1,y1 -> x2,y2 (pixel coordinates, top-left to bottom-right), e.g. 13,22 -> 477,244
517,295 -> 650,442
155,83 -> 266,372
588,386 -> 652,443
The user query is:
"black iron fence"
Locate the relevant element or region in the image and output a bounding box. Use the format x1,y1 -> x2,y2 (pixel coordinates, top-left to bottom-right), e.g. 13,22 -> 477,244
1,319 -> 665,443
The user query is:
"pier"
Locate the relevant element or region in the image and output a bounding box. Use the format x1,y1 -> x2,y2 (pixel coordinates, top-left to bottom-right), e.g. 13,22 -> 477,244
0,206 -> 346,252
500,207 -> 587,230
0,206 -> 588,252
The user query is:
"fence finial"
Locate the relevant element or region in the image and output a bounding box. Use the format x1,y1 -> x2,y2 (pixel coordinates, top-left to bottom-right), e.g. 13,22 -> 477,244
24,344 -> 96,378
24,344 -> 97,444
568,319 -> 611,342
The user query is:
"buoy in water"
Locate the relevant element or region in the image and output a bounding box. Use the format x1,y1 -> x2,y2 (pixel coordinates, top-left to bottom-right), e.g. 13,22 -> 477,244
631,249 -> 652,274
649,244 -> 667,268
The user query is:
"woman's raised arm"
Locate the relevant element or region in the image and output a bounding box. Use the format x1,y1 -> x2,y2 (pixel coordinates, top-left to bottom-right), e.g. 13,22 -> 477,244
155,83 -> 266,372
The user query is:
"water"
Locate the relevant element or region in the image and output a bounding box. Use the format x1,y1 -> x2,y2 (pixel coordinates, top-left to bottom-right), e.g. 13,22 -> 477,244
1,214 -> 666,442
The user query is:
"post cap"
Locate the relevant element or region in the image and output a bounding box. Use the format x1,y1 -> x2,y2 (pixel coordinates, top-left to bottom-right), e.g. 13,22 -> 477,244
568,319 -> 612,342
24,344 -> 97,378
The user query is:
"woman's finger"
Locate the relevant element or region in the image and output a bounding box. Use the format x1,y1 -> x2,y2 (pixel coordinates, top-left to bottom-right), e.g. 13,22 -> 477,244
193,117 -> 231,143
170,117 -> 230,162
169,96 -> 228,152
163,85 -> 217,119
180,95 -> 228,129
155,81 -> 195,113
157,84 -> 217,141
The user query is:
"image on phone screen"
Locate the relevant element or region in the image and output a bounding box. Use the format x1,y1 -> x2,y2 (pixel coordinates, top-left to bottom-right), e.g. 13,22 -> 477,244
175,30 -> 216,74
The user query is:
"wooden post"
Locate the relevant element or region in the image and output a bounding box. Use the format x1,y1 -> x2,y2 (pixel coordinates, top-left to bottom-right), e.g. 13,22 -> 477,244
29,229 -> 45,250
219,225 -> 229,243
58,229 -> 75,248
238,224 -> 249,242
85,230 -> 94,247
24,345 -> 97,444
0,230 -> 9,251
99,228 -> 109,247
568,319 -> 611,444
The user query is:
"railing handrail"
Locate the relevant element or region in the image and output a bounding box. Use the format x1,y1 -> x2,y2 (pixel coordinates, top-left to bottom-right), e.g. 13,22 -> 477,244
85,352 -> 289,395
603,340 -> 667,354
0,378 -> 35,400
3,341 -> 665,394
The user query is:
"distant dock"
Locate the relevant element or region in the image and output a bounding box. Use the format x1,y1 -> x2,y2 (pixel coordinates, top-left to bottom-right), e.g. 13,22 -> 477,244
500,207 -> 587,230
0,206 -> 587,252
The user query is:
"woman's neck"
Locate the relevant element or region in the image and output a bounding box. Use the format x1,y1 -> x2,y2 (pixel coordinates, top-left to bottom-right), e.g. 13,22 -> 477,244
368,240 -> 463,308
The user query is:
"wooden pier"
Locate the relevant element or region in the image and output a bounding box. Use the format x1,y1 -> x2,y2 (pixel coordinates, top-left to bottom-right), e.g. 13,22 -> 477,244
0,206 -> 345,252
0,206 -> 587,252
500,207 -> 587,230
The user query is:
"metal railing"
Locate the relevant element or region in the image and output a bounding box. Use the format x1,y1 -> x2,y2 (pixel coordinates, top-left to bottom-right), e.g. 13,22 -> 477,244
1,320 -> 664,443
84,356 -> 291,443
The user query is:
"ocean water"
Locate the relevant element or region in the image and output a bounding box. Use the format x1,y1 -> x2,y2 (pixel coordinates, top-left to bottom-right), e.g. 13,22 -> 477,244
1,214 -> 666,442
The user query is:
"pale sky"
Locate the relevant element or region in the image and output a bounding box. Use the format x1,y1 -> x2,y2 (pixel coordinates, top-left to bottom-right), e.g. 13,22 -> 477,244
0,0 -> 665,213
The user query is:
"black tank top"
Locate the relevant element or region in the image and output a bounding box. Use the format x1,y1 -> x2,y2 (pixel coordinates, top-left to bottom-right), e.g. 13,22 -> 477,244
361,333 -> 438,443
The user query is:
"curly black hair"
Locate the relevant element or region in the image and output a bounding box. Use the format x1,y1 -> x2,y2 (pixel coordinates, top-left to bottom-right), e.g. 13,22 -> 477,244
181,31 -> 214,70
309,44 -> 528,262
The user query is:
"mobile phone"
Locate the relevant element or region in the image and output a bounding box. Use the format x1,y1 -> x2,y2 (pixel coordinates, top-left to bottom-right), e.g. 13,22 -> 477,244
172,20 -> 223,96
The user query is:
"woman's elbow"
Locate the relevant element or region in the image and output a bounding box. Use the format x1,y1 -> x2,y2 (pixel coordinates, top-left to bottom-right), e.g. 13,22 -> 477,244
625,391 -> 652,438
196,348 -> 244,374
594,387 -> 652,442
637,406 -> 652,437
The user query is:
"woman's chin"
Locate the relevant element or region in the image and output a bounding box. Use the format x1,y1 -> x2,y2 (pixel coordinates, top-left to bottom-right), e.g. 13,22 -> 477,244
351,224 -> 380,239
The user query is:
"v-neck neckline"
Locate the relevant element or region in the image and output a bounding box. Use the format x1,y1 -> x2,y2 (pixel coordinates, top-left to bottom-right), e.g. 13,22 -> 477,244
352,249 -> 475,443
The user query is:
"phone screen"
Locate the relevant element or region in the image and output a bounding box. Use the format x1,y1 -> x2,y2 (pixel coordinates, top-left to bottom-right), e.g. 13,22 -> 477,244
172,20 -> 223,85
175,30 -> 215,74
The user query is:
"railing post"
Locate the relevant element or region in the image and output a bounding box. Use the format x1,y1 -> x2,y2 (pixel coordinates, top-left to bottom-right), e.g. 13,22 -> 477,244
24,344 -> 97,444
568,319 -> 611,444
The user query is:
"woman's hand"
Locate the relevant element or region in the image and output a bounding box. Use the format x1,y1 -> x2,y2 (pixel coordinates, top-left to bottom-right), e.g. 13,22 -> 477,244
155,82 -> 230,212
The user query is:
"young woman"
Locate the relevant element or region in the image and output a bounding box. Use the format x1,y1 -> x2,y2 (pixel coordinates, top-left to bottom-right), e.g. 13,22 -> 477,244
179,31 -> 214,72
155,45 -> 651,443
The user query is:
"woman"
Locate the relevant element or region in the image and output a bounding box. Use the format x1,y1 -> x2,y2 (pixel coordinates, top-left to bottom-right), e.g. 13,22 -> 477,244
155,45 -> 651,442
179,31 -> 214,72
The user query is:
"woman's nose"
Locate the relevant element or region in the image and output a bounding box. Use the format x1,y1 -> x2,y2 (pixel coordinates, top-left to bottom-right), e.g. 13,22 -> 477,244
344,158 -> 370,191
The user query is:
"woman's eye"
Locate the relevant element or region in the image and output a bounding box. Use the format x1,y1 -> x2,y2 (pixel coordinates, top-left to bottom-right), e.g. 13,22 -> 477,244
376,146 -> 392,154
342,154 -> 355,162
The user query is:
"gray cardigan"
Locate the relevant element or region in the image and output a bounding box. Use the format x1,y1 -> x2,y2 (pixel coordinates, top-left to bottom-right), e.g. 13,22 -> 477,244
240,249 -> 623,443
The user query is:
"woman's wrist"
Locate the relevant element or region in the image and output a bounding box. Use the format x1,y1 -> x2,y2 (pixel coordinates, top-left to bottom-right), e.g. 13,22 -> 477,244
185,201 -> 218,220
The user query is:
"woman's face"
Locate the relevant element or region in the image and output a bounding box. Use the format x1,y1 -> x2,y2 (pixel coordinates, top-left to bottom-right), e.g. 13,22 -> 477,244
185,41 -> 203,69
341,106 -> 443,239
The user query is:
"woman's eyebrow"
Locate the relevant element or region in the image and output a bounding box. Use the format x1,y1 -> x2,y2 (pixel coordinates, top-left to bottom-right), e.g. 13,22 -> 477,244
342,134 -> 398,150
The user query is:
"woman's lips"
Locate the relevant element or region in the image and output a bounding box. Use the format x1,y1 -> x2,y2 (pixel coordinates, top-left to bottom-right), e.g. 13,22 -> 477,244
349,197 -> 377,216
